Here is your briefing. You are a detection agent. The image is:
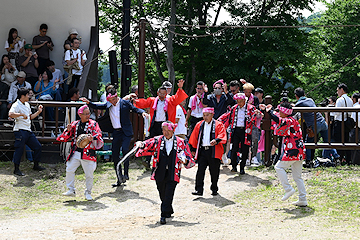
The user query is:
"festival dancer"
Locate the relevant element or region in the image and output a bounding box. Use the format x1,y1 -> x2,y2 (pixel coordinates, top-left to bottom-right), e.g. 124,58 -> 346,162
57,105 -> 104,201
81,88 -> 147,187
259,102 -> 307,207
135,121 -> 195,224
8,87 -> 45,176
189,107 -> 227,196
218,93 -> 263,174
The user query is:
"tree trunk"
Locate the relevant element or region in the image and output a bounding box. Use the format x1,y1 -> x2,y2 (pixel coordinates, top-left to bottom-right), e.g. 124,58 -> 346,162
166,0 -> 176,94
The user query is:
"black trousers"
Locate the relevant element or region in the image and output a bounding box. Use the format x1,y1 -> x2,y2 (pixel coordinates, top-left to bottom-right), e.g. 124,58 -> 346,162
188,117 -> 203,138
231,127 -> 250,170
333,121 -> 351,163
195,148 -> 221,193
156,172 -> 178,217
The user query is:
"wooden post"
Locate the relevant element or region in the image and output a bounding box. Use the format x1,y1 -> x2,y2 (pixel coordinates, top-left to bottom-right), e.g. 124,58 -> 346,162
263,95 -> 272,167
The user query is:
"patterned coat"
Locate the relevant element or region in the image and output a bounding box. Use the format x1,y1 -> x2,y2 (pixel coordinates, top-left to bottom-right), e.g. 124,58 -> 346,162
135,135 -> 195,183
272,116 -> 305,161
218,103 -> 260,146
56,119 -> 104,162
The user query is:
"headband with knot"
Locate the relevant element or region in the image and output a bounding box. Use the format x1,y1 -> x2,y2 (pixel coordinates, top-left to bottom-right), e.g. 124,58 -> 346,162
234,93 -> 247,100
106,92 -> 118,101
78,105 -> 89,116
213,79 -> 224,88
277,105 -> 293,115
161,122 -> 177,131
203,107 -> 215,114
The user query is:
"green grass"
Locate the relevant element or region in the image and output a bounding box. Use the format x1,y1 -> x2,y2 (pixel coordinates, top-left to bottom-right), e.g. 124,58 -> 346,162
234,166 -> 360,223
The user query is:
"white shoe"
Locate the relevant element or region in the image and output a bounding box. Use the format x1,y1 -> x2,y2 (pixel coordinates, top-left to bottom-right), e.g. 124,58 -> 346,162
292,200 -> 308,207
245,159 -> 251,166
85,193 -> 93,201
281,188 -> 295,201
63,190 -> 76,197
251,157 -> 260,166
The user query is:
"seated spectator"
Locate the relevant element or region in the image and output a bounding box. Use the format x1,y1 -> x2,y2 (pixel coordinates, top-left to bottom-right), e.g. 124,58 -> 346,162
46,60 -> 63,101
1,54 -> 18,87
7,71 -> 32,108
33,69 -> 57,100
5,28 -> 25,70
19,44 -> 38,87
64,38 -> 86,91
32,23 -> 54,75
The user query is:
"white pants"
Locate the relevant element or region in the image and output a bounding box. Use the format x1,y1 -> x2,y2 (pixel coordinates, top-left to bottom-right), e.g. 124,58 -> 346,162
275,160 -> 307,201
66,152 -> 97,194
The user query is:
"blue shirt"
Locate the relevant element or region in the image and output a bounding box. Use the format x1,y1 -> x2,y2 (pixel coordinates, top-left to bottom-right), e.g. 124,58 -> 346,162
34,80 -> 56,99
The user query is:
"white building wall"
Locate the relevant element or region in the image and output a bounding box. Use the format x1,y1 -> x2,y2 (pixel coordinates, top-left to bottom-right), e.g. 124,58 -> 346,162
0,0 -> 96,73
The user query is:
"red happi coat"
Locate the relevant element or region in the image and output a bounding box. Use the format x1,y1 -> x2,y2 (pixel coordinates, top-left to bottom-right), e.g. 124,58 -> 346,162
135,135 -> 195,183
188,119 -> 227,160
135,89 -> 188,129
272,116 -> 305,161
56,119 -> 104,162
218,103 -> 259,146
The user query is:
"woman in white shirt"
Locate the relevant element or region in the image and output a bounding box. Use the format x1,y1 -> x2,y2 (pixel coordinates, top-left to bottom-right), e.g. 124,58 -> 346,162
4,28 -> 25,70
0,54 -> 18,87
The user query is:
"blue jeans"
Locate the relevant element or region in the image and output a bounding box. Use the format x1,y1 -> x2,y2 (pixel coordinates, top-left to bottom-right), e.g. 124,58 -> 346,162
112,129 -> 132,179
306,120 -> 330,161
13,130 -> 41,165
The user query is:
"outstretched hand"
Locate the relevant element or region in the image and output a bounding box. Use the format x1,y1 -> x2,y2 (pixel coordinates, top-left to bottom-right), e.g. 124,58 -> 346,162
177,79 -> 185,89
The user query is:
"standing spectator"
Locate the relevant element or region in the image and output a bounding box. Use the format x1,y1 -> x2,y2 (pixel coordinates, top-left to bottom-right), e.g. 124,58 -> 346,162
8,87 -> 45,176
229,80 -> 241,96
64,38 -> 86,90
203,79 -> 235,119
174,99 -> 187,139
350,93 -> 360,165
186,81 -> 206,138
333,83 -> 353,164
243,83 -> 259,108
4,28 -> 25,70
32,23 -> 54,75
294,87 -> 330,166
1,54 -> 18,87
19,44 -> 39,87
7,71 -> 32,108
46,60 -> 63,101
63,29 -> 79,52
162,81 -> 172,96
254,87 -> 264,104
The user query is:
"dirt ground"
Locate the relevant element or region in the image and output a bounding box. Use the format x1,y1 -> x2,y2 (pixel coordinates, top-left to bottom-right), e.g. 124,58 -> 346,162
0,162 -> 359,240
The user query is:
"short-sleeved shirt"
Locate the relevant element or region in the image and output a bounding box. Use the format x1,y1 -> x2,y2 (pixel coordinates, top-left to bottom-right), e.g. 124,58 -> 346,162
5,39 -> 25,53
32,35 -> 53,59
18,55 -> 38,78
175,105 -> 187,135
64,49 -> 87,75
188,95 -> 203,118
9,99 -> 32,131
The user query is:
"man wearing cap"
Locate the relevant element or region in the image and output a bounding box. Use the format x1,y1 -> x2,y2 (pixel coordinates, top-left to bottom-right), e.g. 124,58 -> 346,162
7,71 -> 32,108
162,81 -> 173,97
64,29 -> 79,52
218,93 -> 263,174
32,23 -> 54,75
203,79 -> 235,119
18,44 -> 39,87
135,121 -> 195,224
189,107 -> 227,196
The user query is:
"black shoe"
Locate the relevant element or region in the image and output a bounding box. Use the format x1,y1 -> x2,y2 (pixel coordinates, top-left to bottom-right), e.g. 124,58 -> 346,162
124,175 -> 129,180
192,191 -> 203,196
160,217 -> 166,224
231,168 -> 237,172
240,169 -> 245,175
211,191 -> 218,196
112,182 -> 121,187
14,169 -> 25,176
33,166 -> 46,171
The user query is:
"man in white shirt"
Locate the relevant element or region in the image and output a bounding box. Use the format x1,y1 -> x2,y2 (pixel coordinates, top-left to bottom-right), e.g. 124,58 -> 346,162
334,83 -> 353,164
186,81 -> 206,138
174,100 -> 187,139
64,38 -> 86,91
8,87 -> 45,176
